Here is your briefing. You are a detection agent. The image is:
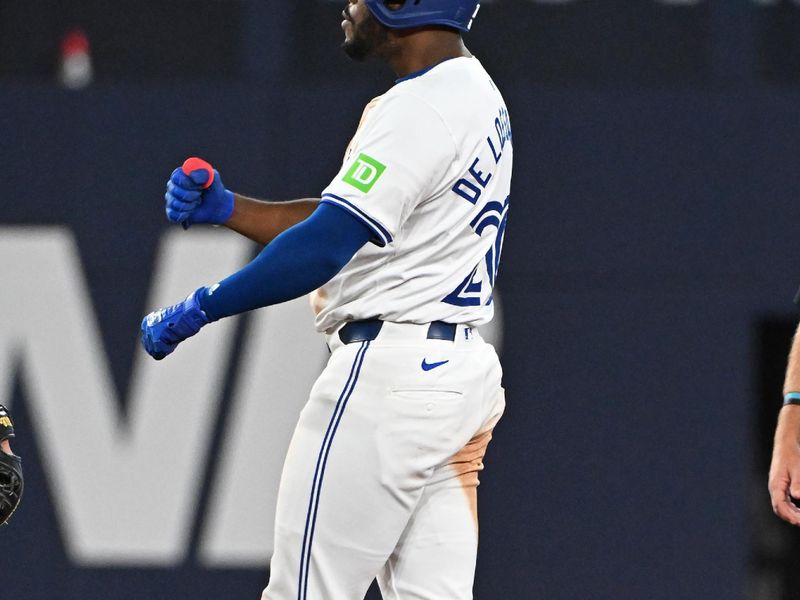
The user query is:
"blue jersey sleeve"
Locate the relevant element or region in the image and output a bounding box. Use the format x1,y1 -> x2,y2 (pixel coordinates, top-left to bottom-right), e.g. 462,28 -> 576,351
199,202 -> 373,321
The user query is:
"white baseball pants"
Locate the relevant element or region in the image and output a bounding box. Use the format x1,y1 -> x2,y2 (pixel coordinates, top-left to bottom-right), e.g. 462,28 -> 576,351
262,322 -> 505,600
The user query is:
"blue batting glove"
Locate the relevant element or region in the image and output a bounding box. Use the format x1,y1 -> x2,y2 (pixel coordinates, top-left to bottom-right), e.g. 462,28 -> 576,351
165,168 -> 234,227
140,287 -> 211,360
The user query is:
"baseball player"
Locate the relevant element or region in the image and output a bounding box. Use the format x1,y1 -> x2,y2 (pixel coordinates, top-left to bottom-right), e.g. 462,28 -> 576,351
140,0 -> 512,597
0,404 -> 23,526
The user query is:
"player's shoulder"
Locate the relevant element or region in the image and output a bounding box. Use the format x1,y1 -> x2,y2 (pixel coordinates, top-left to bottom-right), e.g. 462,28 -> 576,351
364,86 -> 448,136
396,56 -> 497,94
358,58 -> 503,142
390,57 -> 503,114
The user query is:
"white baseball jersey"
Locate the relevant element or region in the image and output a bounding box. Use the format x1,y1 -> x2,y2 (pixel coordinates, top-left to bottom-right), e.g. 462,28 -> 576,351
315,56 -> 513,333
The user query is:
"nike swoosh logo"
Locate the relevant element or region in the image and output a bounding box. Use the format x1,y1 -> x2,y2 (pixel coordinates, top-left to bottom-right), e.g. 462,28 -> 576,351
421,359 -> 449,371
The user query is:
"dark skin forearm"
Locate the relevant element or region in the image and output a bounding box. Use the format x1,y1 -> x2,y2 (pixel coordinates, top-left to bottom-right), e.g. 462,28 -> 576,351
225,194 -> 320,246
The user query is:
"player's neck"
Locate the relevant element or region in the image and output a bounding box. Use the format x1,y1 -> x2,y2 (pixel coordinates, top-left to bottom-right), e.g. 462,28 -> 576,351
384,30 -> 471,79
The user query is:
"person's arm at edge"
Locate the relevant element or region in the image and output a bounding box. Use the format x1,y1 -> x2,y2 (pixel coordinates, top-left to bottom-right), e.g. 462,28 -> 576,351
769,321 -> 800,525
224,194 -> 320,246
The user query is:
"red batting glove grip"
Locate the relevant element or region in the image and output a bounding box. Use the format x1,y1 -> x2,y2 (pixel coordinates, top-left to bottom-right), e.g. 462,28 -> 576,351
181,157 -> 215,189
179,157 -> 215,230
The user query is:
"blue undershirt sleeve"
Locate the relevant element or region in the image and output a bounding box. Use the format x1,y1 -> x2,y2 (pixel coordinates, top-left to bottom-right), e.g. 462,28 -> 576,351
198,202 -> 374,321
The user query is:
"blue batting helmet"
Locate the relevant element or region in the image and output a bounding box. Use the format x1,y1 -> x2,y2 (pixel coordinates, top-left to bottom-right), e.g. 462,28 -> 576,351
364,0 -> 481,33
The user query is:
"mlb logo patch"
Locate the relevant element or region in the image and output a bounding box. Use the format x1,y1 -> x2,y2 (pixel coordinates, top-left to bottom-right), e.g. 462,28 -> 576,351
343,153 -> 386,193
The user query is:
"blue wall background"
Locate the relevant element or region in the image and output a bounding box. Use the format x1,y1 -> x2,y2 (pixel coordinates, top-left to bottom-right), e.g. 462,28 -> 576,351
3,1 -> 800,598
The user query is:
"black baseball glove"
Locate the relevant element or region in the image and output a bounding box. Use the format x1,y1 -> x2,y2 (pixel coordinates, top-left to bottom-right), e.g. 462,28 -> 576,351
0,404 -> 23,525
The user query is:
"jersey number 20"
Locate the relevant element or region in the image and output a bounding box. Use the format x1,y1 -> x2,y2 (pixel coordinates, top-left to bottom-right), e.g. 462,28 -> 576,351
442,195 -> 510,307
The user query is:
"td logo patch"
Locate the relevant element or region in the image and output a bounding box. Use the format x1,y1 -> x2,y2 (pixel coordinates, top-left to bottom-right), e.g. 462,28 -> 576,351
343,153 -> 386,193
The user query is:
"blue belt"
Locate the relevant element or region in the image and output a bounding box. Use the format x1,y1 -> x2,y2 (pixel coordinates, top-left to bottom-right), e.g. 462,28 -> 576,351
338,320 -> 458,344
